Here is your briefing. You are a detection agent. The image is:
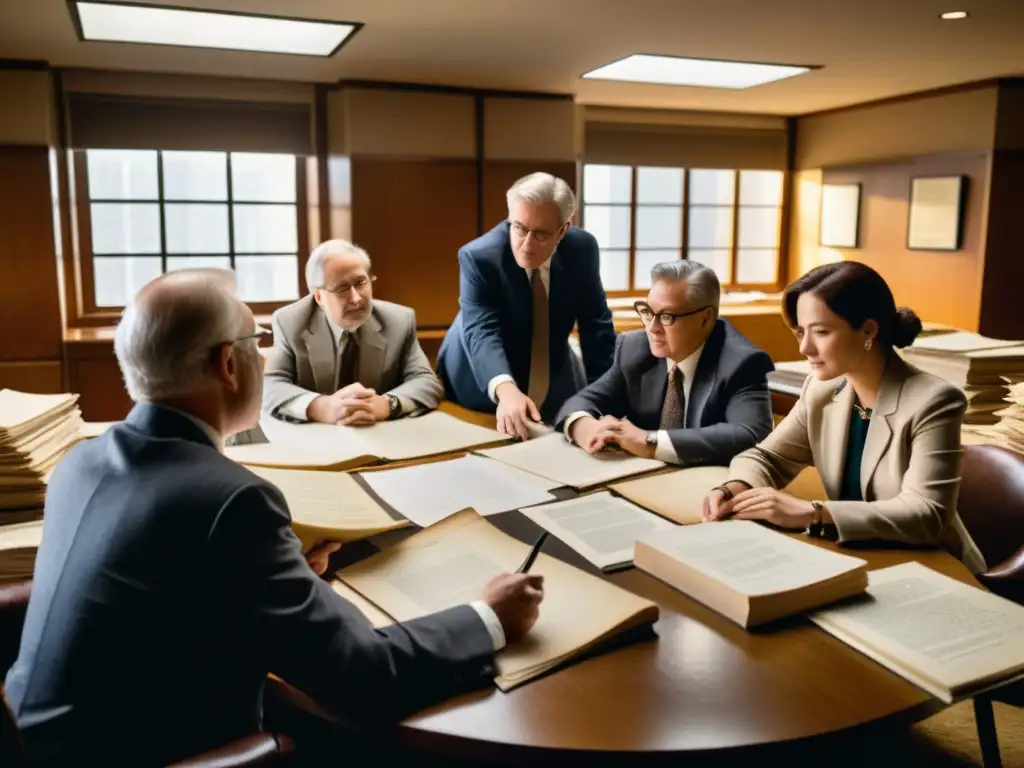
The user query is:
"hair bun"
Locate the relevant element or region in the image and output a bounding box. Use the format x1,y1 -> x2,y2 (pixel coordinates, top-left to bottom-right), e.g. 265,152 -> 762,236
892,307 -> 923,348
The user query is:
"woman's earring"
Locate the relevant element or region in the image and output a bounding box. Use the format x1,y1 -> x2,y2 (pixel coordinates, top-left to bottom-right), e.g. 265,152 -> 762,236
864,338 -> 873,351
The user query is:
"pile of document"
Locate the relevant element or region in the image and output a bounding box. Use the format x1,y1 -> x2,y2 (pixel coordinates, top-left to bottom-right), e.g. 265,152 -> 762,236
964,381 -> 1024,454
0,519 -> 43,583
0,390 -> 83,515
901,332 -> 1024,425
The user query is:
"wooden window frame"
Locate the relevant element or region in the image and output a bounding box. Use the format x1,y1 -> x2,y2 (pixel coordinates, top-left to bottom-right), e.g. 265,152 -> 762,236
65,149 -> 309,327
581,164 -> 786,298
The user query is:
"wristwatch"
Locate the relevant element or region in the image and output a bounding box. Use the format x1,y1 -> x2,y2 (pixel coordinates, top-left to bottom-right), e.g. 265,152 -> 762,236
645,432 -> 658,448
807,500 -> 826,537
386,394 -> 401,420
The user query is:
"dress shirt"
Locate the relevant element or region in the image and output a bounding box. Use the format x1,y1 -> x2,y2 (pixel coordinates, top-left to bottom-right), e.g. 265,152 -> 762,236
487,259 -> 552,403
161,405 -> 224,453
563,342 -> 705,464
281,311 -> 412,420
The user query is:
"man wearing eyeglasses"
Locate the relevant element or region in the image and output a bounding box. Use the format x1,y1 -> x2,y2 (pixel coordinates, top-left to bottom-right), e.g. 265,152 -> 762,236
437,172 -> 615,439
554,260 -> 774,466
262,239 -> 443,427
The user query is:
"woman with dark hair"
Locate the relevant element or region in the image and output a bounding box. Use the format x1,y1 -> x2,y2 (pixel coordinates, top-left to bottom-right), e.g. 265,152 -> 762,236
702,261 -> 985,573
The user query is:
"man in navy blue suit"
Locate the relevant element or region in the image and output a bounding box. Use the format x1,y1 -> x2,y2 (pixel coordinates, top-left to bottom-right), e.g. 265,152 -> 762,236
437,172 -> 615,439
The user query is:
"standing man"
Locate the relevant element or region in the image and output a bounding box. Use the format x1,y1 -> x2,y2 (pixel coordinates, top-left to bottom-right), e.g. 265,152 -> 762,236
263,239 -> 443,426
437,172 -> 615,439
555,260 -> 774,466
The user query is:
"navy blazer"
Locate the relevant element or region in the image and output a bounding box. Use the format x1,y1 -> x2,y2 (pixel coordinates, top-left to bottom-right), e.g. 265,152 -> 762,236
555,320 -> 775,466
5,405 -> 495,767
437,221 -> 616,420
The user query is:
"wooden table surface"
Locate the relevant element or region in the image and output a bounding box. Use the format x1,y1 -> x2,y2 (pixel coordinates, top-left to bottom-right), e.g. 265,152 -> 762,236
271,402 -> 977,764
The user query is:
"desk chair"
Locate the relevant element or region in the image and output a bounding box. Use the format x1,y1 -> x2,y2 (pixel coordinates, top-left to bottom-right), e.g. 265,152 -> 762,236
0,579 -> 295,767
953,444 -> 1024,768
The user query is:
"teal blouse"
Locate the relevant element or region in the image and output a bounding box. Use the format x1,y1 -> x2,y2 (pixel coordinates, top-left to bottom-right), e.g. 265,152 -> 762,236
839,408 -> 871,501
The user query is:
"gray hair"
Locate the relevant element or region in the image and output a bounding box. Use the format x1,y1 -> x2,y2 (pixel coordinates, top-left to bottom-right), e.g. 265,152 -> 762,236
650,260 -> 721,312
305,239 -> 372,293
114,269 -> 248,401
506,172 -> 577,224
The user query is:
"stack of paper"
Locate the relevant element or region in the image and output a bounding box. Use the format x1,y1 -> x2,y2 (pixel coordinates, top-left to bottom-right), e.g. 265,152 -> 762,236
0,519 -> 43,583
767,360 -> 811,397
965,381 -> 1024,454
0,390 -> 83,514
227,411 -> 509,471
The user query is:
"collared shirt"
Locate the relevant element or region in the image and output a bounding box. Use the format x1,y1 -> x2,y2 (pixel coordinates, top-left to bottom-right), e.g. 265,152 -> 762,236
564,342 -> 706,465
157,405 -> 225,454
487,258 -> 552,403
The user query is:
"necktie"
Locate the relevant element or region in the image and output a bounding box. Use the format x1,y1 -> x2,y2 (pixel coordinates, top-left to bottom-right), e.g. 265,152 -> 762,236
527,269 -> 550,407
659,366 -> 685,430
335,331 -> 359,390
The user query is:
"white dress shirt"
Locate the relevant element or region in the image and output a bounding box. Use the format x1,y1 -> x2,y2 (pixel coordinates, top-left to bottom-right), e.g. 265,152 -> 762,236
487,260 -> 552,403
281,314 -> 412,421
564,342 -> 705,464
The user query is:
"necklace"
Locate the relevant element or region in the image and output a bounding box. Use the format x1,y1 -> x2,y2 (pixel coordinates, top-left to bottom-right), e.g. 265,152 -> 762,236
853,402 -> 873,420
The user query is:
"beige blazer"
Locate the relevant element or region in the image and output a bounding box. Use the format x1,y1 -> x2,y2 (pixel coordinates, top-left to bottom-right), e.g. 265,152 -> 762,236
728,355 -> 986,573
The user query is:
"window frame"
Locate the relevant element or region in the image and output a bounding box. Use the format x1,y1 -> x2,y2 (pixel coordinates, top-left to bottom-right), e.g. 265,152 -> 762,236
581,164 -> 787,297
67,149 -> 309,326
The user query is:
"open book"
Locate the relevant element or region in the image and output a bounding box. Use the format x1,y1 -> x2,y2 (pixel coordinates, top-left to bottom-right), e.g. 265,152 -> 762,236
477,433 -> 664,490
635,520 -> 868,628
246,466 -> 410,551
227,411 -> 509,471
610,466 -> 729,524
337,510 -> 659,690
810,562 -> 1024,702
520,492 -> 677,572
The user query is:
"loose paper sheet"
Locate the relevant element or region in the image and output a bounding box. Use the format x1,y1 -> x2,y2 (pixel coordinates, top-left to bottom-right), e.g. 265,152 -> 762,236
910,331 -> 1023,354
611,466 -> 729,524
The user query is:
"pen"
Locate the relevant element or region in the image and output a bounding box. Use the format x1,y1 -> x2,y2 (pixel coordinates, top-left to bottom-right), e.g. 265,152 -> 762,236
516,531 -> 548,574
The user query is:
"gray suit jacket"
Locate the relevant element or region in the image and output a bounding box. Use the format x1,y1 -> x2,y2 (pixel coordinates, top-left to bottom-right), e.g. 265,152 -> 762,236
263,295 -> 443,420
555,320 -> 775,466
4,404 -> 495,767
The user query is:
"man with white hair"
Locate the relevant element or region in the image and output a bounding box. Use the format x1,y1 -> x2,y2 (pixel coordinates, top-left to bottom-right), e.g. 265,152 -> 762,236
262,239 -> 442,427
437,172 -> 615,438
4,269 -> 544,767
555,260 -> 774,466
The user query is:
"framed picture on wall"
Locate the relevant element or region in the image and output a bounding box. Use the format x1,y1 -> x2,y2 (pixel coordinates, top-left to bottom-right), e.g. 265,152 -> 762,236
907,175 -> 967,251
819,183 -> 861,248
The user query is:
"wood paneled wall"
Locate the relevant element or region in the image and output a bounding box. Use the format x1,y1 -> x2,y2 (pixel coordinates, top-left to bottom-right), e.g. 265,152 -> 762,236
979,150 -> 1024,338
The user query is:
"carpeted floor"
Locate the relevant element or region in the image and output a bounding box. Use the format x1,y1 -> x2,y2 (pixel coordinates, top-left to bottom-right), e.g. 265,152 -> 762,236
901,699 -> 1023,767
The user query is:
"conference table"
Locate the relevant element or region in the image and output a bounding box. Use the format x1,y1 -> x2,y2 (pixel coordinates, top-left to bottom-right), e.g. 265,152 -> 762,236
266,402 -> 978,766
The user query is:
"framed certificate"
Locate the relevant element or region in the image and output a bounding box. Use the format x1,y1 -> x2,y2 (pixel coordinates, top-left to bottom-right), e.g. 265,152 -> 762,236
819,183 -> 861,248
907,175 -> 966,251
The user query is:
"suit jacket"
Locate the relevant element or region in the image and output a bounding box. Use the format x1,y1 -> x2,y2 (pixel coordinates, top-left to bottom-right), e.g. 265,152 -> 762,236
555,320 -> 775,466
263,296 -> 443,419
727,355 -> 986,573
436,221 -> 616,421
4,405 -> 495,767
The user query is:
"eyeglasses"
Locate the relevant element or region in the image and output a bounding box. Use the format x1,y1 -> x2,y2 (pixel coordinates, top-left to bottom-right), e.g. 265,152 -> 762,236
321,275 -> 376,295
634,301 -> 711,327
509,221 -> 565,244
223,326 -> 272,347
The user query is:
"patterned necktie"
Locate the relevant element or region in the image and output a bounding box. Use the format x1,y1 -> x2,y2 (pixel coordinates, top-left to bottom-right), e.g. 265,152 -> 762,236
659,366 -> 685,430
527,269 -> 550,407
335,331 -> 359,390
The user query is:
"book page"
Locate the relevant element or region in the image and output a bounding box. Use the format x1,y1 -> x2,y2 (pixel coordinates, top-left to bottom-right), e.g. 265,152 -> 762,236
521,492 -> 676,570
246,466 -> 408,548
639,520 -> 866,597
611,466 -> 729,524
358,455 -> 557,527
477,433 -> 663,489
225,441 -> 374,471
810,562 -> 1024,696
338,511 -> 658,689
911,331 -> 1021,354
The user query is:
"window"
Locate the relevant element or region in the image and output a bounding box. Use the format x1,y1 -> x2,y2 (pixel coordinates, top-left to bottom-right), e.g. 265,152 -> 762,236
581,164 -> 784,293
78,149 -> 305,310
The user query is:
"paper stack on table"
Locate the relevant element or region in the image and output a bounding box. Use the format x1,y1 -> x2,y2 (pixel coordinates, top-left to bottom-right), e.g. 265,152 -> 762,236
0,390 -> 83,515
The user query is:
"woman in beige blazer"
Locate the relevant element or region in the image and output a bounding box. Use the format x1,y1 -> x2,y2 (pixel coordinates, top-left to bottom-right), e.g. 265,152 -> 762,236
703,261 -> 985,573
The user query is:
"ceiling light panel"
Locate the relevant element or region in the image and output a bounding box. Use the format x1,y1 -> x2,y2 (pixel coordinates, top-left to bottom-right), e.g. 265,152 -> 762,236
582,54 -> 811,89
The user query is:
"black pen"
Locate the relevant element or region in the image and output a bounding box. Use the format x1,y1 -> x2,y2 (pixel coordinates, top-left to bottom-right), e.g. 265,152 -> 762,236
516,531 -> 548,574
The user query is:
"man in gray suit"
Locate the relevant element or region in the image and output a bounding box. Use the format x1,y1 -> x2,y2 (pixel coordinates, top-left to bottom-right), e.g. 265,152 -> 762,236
555,260 -> 774,467
263,239 -> 443,426
4,269 -> 543,767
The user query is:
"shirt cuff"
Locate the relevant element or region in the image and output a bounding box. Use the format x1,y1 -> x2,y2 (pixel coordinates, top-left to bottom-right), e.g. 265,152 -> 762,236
397,396 -> 414,415
654,430 -> 681,464
280,392 -> 319,422
469,599 -> 506,651
487,374 -> 516,404
563,411 -> 593,443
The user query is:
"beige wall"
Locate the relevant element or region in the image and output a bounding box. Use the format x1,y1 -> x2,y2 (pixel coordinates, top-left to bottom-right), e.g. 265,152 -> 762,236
61,68 -> 314,104
795,86 -> 999,170
483,97 -> 576,161
0,70 -> 55,145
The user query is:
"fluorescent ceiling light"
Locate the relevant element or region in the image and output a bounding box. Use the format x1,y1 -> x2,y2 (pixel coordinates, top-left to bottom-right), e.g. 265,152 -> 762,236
582,54 -> 811,89
72,2 -> 361,57
940,10 -> 969,20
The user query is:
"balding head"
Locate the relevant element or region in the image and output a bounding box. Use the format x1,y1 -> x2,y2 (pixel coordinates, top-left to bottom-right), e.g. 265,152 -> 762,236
115,269 -> 253,402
